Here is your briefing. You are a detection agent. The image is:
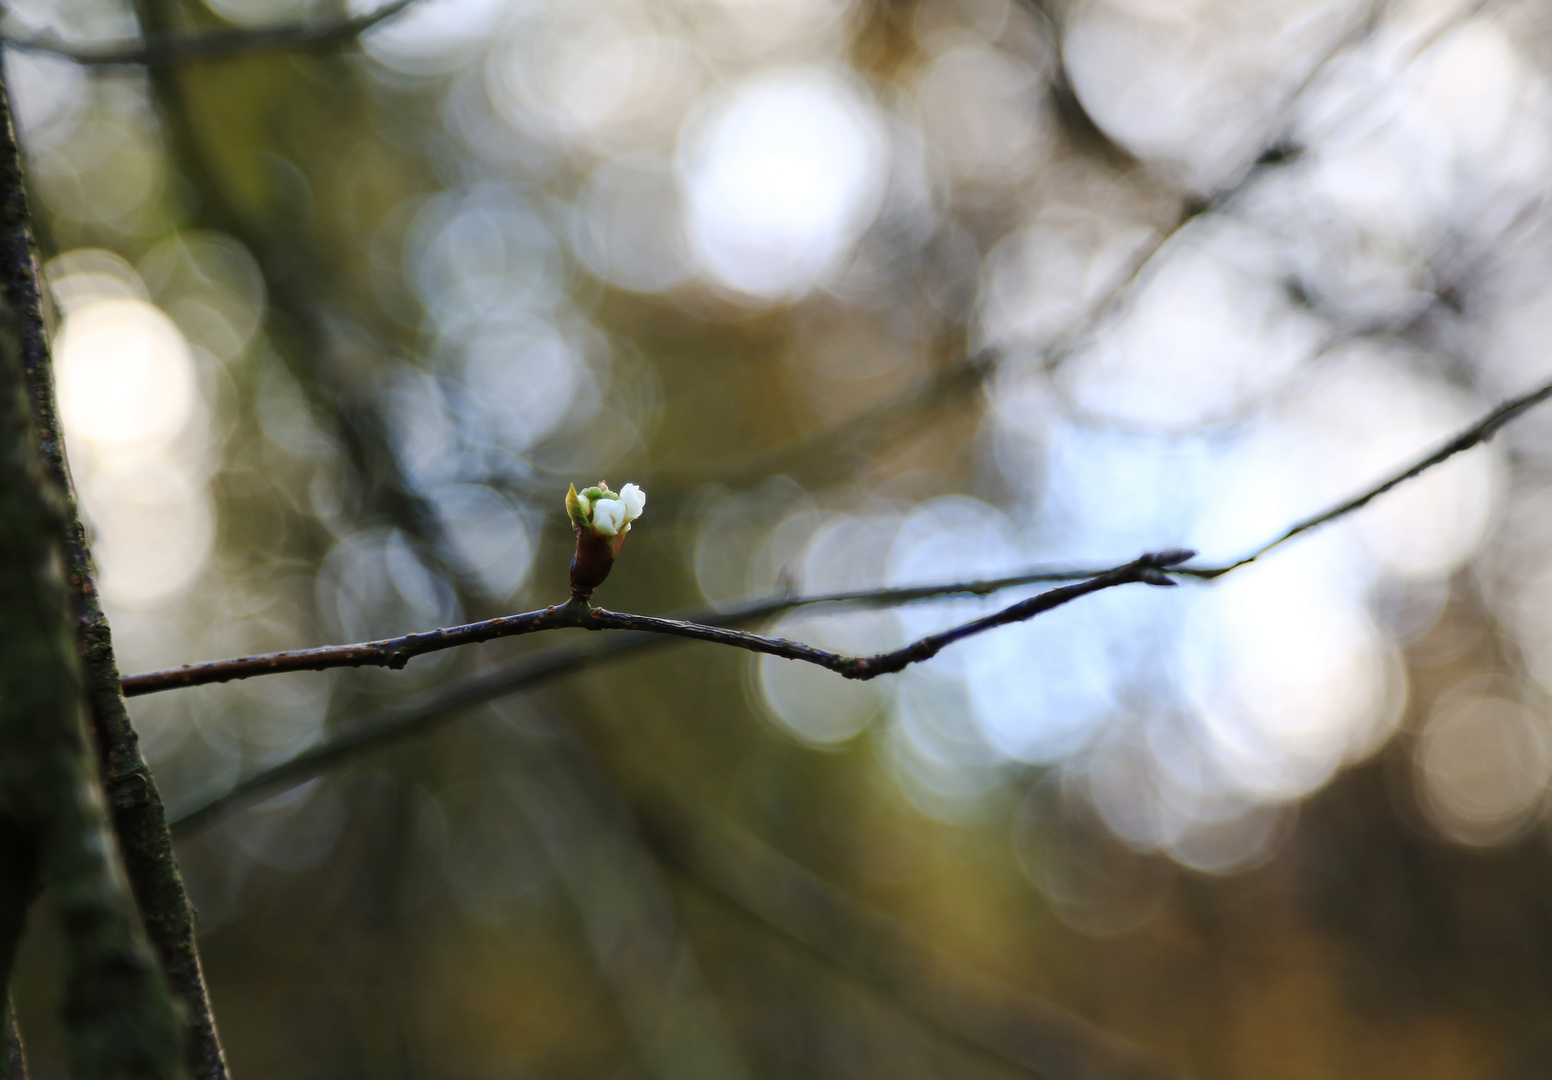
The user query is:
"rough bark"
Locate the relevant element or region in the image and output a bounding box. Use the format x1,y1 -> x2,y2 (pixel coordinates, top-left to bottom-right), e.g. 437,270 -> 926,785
0,116 -> 184,1079
0,55 -> 228,1080
3,996 -> 28,1080
0,818 -> 37,1080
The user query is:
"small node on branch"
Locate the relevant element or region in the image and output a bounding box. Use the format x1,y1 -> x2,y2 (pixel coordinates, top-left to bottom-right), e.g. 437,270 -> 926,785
1133,548 -> 1197,586
566,481 -> 646,604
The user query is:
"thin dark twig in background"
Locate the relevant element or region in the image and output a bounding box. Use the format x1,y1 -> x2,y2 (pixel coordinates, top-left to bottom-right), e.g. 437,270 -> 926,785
165,571 -> 1148,830
668,0 -> 1475,500
1,0 -> 416,66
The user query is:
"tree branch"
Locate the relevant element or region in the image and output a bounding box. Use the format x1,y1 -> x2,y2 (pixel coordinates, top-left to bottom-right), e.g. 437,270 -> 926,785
2,0 -> 416,66
155,365 -> 1552,833
126,359 -> 1552,701
124,550 -> 1191,696
0,820 -> 35,1080
1189,374 -> 1552,579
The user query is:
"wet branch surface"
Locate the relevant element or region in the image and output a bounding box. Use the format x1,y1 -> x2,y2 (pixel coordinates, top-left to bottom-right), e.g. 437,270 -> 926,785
1,0 -> 417,66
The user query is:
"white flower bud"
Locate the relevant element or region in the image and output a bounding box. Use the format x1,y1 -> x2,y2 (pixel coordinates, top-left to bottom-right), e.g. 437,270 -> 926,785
620,483 -> 646,522
592,498 -> 627,536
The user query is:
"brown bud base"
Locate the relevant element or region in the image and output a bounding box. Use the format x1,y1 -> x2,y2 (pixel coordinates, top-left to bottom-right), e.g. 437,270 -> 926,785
569,526 -> 622,603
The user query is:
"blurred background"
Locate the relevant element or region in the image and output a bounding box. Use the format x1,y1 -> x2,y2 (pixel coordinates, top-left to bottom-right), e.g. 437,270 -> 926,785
11,0 -> 1552,1075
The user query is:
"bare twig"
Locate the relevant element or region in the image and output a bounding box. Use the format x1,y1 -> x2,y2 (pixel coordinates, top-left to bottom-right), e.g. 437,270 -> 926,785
2,0 -> 416,66
1187,374 -> 1552,579
128,362 -> 1552,700
125,550 -> 1191,697
161,563 -> 1153,829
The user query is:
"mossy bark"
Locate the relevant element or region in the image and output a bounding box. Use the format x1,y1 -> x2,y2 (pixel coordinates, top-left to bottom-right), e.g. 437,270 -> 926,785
0,57 -> 229,1080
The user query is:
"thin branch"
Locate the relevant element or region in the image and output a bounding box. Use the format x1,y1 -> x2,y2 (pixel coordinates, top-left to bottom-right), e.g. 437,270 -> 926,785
128,362 -> 1552,700
1,0 -> 416,66
125,550 -> 1191,697
160,368 -> 1552,832
163,564 -> 1152,829
1188,374 -> 1552,579
584,551 -> 1191,680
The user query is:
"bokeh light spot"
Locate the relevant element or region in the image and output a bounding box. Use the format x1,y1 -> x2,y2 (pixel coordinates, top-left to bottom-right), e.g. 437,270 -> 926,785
56,296 -> 196,454
679,68 -> 890,299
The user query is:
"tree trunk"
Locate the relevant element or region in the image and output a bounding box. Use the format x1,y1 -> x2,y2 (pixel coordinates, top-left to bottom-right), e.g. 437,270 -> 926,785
0,61 -> 188,1080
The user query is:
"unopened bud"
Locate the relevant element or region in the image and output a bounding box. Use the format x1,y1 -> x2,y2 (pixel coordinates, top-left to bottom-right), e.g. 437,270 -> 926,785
566,481 -> 647,601
1141,548 -> 1196,568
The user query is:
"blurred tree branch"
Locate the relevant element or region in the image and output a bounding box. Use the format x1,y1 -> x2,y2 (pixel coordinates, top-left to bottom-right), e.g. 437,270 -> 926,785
1,0 -> 416,66
498,725 -> 755,1080
667,0 -> 1475,502
0,54 -> 229,1080
517,705 -> 1174,1080
640,798 -> 1179,1080
128,0 -> 471,591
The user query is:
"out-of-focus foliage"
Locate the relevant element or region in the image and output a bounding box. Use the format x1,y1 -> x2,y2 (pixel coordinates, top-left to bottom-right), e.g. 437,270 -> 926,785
14,0 -> 1552,1075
